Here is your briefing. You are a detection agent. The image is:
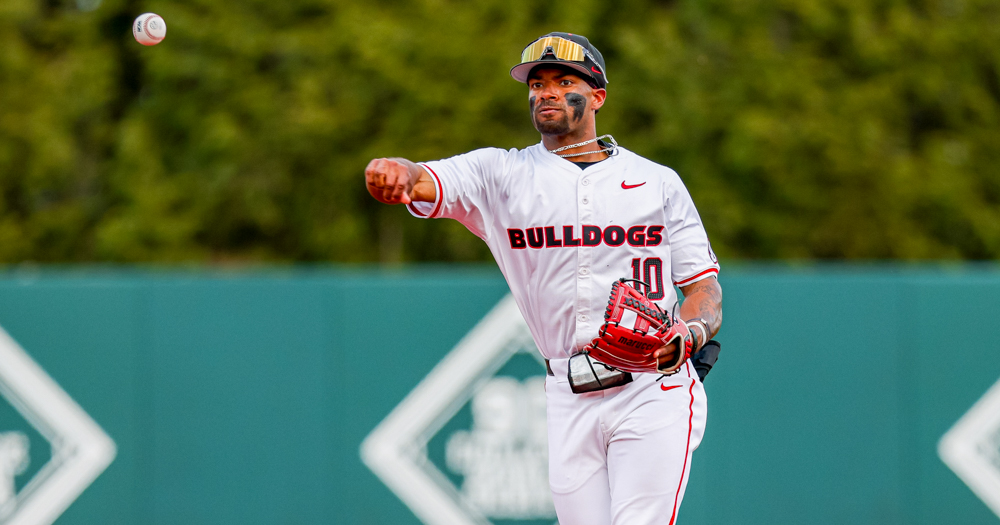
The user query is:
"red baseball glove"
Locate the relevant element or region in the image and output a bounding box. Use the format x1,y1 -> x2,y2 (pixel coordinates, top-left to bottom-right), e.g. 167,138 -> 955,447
587,278 -> 692,375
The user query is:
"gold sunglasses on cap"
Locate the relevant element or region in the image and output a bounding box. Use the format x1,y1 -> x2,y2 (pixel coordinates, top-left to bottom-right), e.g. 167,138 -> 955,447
512,34 -> 607,87
520,36 -> 588,63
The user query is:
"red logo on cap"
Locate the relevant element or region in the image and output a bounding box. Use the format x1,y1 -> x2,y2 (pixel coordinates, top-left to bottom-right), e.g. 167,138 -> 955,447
591,66 -> 602,75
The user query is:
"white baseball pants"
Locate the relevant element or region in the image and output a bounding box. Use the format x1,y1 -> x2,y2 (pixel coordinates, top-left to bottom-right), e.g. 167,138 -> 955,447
544,359 -> 707,525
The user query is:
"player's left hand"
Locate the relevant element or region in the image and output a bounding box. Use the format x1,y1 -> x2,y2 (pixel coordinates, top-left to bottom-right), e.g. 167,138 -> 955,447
653,343 -> 679,369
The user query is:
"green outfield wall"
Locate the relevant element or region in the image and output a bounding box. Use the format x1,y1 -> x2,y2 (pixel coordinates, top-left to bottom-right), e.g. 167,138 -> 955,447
0,266 -> 998,525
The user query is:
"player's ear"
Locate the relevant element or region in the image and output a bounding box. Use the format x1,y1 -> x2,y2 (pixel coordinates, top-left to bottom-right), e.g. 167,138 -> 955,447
590,88 -> 607,111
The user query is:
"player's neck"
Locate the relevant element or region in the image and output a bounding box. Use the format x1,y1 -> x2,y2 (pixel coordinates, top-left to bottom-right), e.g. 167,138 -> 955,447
541,128 -> 609,163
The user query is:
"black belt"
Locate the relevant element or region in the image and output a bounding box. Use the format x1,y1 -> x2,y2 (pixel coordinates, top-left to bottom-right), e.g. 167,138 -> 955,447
545,359 -> 554,376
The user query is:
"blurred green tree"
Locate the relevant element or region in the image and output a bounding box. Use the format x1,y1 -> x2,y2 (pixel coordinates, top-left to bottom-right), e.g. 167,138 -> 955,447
0,0 -> 997,263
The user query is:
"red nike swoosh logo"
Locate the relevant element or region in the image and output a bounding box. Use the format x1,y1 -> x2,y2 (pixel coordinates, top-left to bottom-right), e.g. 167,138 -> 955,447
621,181 -> 646,189
591,66 -> 603,75
660,384 -> 682,392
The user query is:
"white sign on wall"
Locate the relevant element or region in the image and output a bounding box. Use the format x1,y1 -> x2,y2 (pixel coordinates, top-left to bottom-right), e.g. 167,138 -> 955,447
361,295 -> 557,525
0,326 -> 116,525
939,376 -> 1000,519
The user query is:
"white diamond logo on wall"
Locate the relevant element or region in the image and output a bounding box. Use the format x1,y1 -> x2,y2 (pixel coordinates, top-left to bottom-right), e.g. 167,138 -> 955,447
361,295 -> 556,525
0,325 -> 116,525
939,376 -> 1000,519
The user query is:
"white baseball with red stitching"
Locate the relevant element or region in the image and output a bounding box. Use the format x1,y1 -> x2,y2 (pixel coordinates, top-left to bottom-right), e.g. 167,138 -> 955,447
133,13 -> 166,46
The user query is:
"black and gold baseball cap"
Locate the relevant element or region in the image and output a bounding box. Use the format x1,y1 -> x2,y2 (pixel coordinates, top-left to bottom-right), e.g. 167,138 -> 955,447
510,32 -> 608,89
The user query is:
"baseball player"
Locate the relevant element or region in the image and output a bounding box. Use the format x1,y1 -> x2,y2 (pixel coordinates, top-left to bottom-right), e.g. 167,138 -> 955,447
364,32 -> 723,525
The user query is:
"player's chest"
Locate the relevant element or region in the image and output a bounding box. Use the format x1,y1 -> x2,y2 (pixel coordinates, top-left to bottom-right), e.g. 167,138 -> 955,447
500,168 -> 666,227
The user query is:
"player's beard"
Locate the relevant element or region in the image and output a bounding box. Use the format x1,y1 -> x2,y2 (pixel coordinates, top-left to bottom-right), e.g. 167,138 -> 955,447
532,105 -> 572,136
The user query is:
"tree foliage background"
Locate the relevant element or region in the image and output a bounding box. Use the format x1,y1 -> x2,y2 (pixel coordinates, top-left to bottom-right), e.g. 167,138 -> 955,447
0,0 -> 998,263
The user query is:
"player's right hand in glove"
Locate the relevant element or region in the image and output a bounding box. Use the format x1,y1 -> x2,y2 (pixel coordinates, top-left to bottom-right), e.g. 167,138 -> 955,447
587,278 -> 693,375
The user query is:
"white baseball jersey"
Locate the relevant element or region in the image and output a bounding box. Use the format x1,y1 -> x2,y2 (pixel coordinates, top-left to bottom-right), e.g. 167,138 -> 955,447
408,143 -> 720,360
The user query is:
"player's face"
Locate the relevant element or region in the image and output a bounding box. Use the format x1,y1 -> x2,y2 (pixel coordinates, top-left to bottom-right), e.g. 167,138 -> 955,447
527,68 -> 605,137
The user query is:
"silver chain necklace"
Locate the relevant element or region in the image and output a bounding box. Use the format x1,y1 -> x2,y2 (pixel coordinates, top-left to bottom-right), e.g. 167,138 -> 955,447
548,134 -> 618,158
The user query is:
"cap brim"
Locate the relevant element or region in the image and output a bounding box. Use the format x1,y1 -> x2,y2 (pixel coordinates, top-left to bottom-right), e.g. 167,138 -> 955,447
510,61 -> 598,85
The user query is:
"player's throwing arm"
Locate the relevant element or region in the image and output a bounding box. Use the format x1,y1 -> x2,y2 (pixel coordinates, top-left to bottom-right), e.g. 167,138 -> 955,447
364,158 -> 437,205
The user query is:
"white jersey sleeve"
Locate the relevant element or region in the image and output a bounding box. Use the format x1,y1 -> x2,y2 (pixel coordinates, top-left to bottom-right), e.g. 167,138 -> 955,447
406,148 -> 510,239
664,170 -> 720,286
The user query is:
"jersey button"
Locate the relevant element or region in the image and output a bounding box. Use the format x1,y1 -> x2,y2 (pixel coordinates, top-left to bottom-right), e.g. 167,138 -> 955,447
579,315 -> 589,322
582,179 -> 590,186
582,198 -> 589,204
579,267 -> 589,276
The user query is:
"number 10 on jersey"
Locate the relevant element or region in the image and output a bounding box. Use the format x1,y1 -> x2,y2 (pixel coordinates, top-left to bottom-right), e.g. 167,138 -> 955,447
630,258 -> 664,300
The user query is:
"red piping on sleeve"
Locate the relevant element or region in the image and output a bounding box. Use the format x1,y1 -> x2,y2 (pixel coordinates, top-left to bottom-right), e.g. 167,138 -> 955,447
406,203 -> 427,217
405,163 -> 443,218
423,163 -> 444,218
674,267 -> 719,286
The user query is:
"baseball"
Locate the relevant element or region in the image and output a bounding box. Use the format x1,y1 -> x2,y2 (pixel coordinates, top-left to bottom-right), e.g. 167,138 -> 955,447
132,13 -> 166,46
